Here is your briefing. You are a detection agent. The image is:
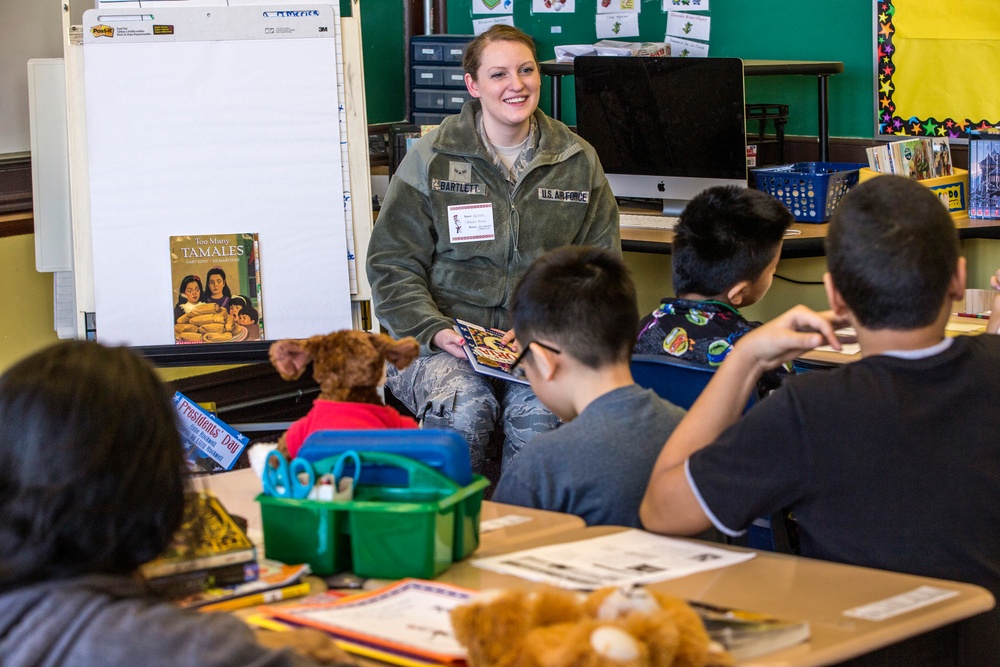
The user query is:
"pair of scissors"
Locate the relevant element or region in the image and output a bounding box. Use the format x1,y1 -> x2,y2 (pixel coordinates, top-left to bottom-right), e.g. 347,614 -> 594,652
331,450 -> 362,494
263,450 -> 316,499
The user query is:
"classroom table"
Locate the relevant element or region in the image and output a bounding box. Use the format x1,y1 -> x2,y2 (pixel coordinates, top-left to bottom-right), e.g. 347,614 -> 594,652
796,315 -> 988,369
539,59 -> 844,161
436,525 -> 994,667
621,211 -> 1000,259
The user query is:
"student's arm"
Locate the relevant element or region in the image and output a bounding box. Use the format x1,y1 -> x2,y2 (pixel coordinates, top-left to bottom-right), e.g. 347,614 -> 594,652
640,306 -> 841,535
987,270 -> 1000,335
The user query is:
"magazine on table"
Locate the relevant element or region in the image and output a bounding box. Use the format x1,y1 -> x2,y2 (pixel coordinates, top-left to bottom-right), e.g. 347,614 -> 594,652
689,600 -> 810,660
453,318 -> 528,385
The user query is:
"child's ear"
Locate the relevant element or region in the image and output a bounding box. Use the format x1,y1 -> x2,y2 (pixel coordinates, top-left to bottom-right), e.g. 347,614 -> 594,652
726,280 -> 752,307
823,272 -> 851,318
529,342 -> 559,381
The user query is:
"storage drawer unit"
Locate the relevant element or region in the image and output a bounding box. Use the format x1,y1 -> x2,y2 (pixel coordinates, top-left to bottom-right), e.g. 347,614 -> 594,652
411,35 -> 473,122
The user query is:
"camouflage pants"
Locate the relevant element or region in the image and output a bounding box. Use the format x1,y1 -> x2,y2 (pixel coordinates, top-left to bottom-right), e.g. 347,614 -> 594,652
385,352 -> 560,473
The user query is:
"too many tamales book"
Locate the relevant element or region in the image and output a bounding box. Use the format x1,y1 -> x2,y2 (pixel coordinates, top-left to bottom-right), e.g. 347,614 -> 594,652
170,233 -> 264,344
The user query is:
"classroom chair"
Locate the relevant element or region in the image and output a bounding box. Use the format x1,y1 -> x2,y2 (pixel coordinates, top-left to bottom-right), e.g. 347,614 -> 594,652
629,354 -> 792,553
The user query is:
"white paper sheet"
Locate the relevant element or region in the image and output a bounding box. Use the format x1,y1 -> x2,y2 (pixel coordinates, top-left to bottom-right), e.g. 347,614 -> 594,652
473,15 -> 516,33
472,529 -> 755,589
666,35 -> 710,57
83,7 -> 352,345
596,13 -> 640,39
597,0 -> 639,15
473,0 -> 515,15
666,10 -> 711,41
664,0 -> 709,10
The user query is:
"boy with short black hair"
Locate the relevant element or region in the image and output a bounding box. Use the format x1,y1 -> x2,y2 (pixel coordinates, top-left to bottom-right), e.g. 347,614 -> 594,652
640,175 -> 1000,662
492,246 -> 685,528
635,185 -> 792,394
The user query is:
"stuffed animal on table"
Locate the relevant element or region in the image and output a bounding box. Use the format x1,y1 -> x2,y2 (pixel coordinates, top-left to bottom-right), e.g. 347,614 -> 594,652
269,330 -> 420,459
450,585 -> 734,667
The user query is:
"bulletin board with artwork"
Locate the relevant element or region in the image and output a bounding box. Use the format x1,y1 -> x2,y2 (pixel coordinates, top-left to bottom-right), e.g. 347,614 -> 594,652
877,0 -> 1000,139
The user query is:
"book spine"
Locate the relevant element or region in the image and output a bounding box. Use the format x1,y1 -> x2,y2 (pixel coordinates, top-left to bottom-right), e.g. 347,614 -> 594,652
140,547 -> 256,580
198,581 -> 311,613
146,560 -> 260,597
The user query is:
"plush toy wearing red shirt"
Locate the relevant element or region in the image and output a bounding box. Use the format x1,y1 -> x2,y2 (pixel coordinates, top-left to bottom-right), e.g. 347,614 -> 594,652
269,330 -> 420,458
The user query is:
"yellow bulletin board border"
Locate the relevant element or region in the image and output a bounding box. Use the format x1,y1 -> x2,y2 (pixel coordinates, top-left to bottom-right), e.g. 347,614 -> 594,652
877,0 -> 1000,139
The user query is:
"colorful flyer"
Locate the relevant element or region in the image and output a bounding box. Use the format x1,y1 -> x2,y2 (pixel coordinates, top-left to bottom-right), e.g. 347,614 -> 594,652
596,12 -> 640,38
473,0 -> 513,16
664,0 -> 709,10
532,0 -> 575,14
666,11 -> 711,41
597,0 -> 639,15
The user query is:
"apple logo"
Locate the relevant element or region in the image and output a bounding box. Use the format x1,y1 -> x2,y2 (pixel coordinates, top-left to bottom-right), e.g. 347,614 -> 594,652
657,181 -> 665,192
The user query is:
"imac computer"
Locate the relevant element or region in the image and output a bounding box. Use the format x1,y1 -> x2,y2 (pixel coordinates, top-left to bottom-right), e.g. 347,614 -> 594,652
574,56 -> 748,216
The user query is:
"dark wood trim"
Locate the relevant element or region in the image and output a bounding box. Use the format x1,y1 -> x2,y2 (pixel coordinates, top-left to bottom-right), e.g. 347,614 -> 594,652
0,156 -> 33,219
0,213 -> 34,238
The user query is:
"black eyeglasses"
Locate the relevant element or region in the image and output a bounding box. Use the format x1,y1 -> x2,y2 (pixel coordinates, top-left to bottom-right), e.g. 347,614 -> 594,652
508,340 -> 561,379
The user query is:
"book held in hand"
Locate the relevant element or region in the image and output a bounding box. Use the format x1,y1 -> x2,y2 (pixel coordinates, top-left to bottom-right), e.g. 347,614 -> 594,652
689,600 -> 810,660
173,391 -> 250,473
170,233 -> 264,343
453,319 -> 528,385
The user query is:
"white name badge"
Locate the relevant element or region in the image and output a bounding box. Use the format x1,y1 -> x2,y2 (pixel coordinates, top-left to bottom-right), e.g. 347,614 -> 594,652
448,203 -> 495,243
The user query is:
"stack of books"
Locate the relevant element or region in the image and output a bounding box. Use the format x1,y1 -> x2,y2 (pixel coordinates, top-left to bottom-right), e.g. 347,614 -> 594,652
141,492 -> 258,598
866,137 -> 953,181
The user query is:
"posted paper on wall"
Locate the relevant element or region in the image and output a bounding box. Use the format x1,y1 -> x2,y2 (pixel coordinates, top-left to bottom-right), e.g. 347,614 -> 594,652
473,0 -> 514,16
473,15 -> 515,33
666,11 -> 711,41
596,13 -> 640,39
597,0 -> 639,14
664,0 -> 709,10
532,0 -> 575,14
667,35 -> 710,57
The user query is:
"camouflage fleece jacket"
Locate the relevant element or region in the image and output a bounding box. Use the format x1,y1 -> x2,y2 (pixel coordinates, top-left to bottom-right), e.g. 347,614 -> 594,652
366,100 -> 621,354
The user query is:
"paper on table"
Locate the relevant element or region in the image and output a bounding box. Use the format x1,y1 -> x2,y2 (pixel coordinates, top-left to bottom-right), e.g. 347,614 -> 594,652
813,343 -> 862,356
472,529 -> 754,589
946,322 -> 986,333
480,514 -> 533,533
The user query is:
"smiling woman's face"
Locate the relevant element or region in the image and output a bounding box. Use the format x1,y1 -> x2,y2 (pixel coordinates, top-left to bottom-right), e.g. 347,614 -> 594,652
464,39 -> 540,143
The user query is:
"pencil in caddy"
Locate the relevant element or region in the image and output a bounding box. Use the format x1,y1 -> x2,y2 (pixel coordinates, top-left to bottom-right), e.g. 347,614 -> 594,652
257,451 -> 489,579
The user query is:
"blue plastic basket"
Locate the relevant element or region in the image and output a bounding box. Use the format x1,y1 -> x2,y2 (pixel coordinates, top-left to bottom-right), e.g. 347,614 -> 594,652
753,162 -> 866,222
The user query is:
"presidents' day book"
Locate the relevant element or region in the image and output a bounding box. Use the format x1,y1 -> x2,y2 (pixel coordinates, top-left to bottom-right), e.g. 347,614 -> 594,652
453,318 -> 528,385
173,391 -> 250,473
170,233 -> 264,343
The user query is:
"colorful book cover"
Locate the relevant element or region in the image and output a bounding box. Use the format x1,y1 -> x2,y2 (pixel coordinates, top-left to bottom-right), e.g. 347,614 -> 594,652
140,493 -> 256,580
176,560 -> 310,609
891,138 -> 932,180
453,318 -> 528,385
689,600 -> 810,660
173,391 -> 250,472
170,233 -> 264,343
262,579 -> 474,665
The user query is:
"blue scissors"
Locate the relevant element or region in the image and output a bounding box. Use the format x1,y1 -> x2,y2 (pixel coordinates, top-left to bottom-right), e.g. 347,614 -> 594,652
263,450 -> 316,499
331,450 -> 362,491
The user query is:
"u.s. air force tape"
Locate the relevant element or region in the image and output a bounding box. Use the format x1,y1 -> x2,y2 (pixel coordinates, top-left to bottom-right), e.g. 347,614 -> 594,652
432,178 -> 484,195
538,188 -> 589,203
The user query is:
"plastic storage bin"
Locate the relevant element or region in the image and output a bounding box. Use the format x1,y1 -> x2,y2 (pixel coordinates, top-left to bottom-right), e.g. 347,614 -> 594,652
257,451 -> 489,579
753,162 -> 866,222
858,167 -> 969,217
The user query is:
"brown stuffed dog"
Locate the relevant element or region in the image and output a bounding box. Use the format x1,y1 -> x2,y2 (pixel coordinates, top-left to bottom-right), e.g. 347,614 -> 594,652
269,330 -> 420,458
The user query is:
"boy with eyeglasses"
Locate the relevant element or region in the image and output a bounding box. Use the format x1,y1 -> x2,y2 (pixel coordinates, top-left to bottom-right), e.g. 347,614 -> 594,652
492,246 -> 686,527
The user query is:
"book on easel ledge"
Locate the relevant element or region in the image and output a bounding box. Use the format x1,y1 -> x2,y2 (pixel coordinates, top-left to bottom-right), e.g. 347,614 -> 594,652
689,600 -> 810,660
170,232 -> 265,344
453,319 -> 528,385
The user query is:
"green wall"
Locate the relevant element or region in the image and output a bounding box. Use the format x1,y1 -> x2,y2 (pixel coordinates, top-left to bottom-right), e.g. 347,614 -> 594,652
350,0 -> 407,123
446,0 -> 874,138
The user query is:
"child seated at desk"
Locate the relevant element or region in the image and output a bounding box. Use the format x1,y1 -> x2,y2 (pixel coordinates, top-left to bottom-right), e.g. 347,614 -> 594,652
635,185 -> 793,396
640,176 -> 1000,664
0,341 -> 353,667
491,246 -> 686,528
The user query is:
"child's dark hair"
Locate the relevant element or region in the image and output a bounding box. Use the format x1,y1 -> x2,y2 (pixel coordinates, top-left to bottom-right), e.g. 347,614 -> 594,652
206,267 -> 232,300
0,341 -> 186,590
240,303 -> 259,324
826,175 -> 958,330
671,186 -> 792,296
512,246 -> 638,369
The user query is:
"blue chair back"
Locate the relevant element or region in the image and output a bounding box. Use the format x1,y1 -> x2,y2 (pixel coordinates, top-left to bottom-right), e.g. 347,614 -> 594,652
630,354 -> 758,412
631,354 -> 785,551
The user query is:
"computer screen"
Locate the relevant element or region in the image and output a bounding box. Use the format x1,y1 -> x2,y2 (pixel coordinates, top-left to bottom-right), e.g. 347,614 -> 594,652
574,56 -> 748,215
